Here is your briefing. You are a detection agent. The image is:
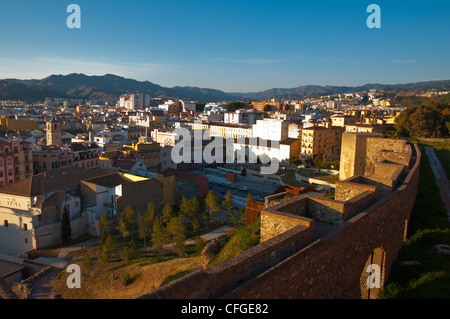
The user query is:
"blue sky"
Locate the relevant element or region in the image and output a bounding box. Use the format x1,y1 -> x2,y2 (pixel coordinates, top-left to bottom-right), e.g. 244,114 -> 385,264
0,0 -> 449,92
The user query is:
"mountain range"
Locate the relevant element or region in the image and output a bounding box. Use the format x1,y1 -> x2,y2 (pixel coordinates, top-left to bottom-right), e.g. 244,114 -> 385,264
1,73 -> 449,103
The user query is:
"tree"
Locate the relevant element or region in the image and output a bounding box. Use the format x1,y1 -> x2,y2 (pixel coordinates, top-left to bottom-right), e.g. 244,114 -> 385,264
246,193 -> 254,203
178,196 -> 191,219
151,217 -> 169,257
331,160 -> 340,171
313,154 -> 324,169
100,234 -> 116,263
205,191 -> 221,222
100,234 -> 116,279
119,240 -> 139,265
167,216 -> 187,257
289,156 -> 302,166
190,197 -> 201,218
97,211 -> 110,245
263,104 -> 273,112
395,97 -> 450,138
161,203 -> 174,224
82,253 -> 92,278
117,205 -> 136,239
222,190 -> 234,212
137,202 -> 155,251
226,101 -> 247,112
60,206 -> 72,245
191,216 -> 201,232
229,207 -> 246,229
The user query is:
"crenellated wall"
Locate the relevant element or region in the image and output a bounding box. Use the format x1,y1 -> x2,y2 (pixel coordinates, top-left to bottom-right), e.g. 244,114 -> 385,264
139,141 -> 421,300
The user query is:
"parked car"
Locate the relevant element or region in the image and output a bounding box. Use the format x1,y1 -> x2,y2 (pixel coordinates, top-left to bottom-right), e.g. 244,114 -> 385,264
254,196 -> 264,202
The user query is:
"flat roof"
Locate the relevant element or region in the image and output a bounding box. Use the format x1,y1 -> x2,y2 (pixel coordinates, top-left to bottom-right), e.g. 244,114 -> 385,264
0,260 -> 24,279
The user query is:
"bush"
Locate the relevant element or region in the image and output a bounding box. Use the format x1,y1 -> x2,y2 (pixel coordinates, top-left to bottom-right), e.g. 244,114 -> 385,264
121,272 -> 133,286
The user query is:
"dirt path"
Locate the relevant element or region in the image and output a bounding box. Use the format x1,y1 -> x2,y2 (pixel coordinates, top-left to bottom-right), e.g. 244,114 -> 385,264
425,147 -> 450,221
29,268 -> 61,299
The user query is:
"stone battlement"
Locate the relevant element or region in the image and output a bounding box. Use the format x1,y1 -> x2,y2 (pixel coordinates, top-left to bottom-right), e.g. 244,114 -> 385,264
139,135 -> 420,299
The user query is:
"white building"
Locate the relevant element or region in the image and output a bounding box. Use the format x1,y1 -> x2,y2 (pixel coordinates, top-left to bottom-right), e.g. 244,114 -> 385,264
181,101 -> 197,112
232,137 -> 300,165
224,109 -> 264,125
252,118 -> 289,141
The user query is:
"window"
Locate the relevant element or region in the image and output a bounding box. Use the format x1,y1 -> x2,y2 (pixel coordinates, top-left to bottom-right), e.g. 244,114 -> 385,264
7,157 -> 12,165
23,223 -> 27,231
3,220 -> 8,227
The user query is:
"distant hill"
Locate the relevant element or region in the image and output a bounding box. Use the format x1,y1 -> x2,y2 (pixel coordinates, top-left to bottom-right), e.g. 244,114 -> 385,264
1,73 -> 449,103
3,73 -> 237,103
233,80 -> 450,101
0,80 -> 58,103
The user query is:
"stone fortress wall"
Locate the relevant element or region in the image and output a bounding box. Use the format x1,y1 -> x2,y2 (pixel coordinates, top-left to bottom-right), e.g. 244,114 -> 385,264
139,133 -> 421,299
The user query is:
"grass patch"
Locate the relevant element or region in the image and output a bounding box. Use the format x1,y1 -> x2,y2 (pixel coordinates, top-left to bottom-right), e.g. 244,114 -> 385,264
296,168 -> 329,178
208,220 -> 261,267
160,270 -> 193,287
379,144 -> 450,299
420,140 -> 450,178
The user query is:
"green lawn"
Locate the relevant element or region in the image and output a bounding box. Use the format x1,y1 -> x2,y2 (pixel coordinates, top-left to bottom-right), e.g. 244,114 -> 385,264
379,143 -> 450,299
420,140 -> 450,178
296,168 -> 329,178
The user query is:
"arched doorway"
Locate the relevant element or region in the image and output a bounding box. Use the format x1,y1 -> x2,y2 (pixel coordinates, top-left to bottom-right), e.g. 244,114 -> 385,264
360,247 -> 386,299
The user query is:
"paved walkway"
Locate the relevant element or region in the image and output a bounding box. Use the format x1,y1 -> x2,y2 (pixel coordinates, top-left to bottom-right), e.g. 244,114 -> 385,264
425,147 -> 450,221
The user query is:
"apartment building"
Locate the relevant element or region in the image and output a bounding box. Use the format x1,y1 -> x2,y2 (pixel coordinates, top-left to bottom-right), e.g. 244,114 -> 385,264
121,138 -> 161,172
0,141 -> 33,186
118,94 -> 148,110
252,101 -> 282,112
224,109 -> 264,125
301,124 -> 344,161
33,147 -> 75,174
331,114 -> 358,127
252,118 -> 289,142
233,137 -> 301,165
209,123 -> 253,139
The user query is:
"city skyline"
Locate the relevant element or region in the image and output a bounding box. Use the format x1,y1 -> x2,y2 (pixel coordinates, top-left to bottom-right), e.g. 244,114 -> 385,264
0,0 -> 449,92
